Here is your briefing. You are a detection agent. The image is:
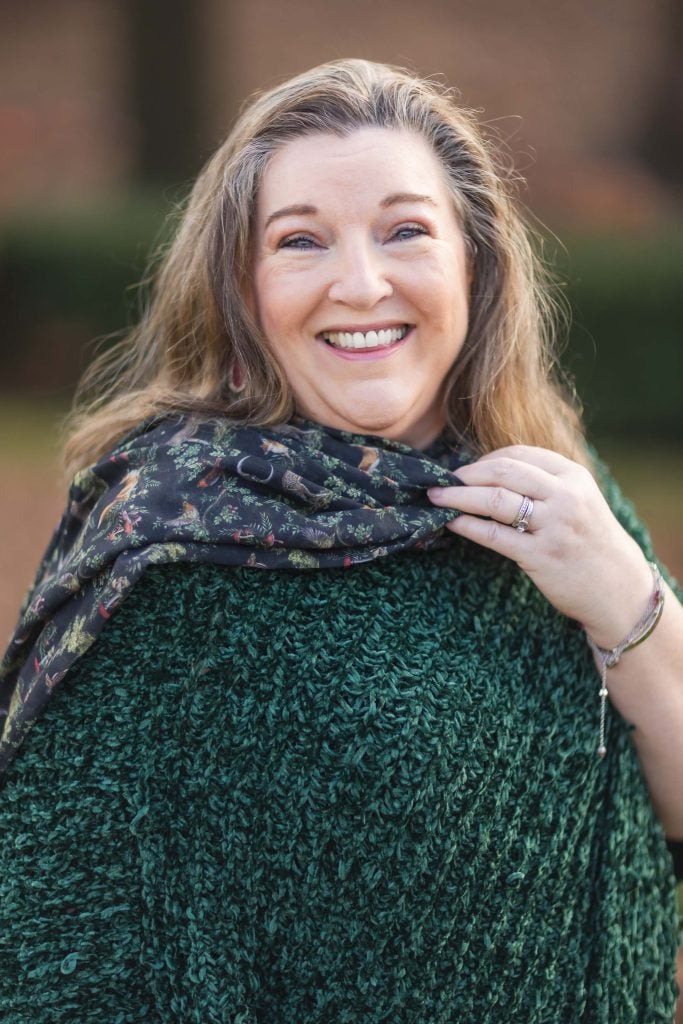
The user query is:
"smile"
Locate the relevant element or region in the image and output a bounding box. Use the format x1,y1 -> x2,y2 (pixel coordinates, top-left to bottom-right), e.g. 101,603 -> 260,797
321,324 -> 411,350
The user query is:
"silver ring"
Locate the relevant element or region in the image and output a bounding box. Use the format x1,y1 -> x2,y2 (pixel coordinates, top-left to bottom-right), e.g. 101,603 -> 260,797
510,495 -> 534,533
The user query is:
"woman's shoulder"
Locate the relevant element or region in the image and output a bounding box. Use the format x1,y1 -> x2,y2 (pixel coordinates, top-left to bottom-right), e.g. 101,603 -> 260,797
71,561 -> 242,659
0,562 -> 237,787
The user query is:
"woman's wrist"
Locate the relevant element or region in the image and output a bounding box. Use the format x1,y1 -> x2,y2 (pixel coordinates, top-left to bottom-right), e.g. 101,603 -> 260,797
582,546 -> 655,650
585,561 -> 665,659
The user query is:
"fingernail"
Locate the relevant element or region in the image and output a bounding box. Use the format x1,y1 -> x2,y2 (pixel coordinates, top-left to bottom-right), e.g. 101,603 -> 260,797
427,488 -> 444,503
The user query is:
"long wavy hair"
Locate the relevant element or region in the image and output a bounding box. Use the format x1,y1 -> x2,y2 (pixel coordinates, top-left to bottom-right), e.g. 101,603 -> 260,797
64,58 -> 586,478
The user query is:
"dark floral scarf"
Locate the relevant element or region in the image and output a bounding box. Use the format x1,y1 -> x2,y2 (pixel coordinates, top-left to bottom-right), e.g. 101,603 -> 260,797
0,414 -> 468,775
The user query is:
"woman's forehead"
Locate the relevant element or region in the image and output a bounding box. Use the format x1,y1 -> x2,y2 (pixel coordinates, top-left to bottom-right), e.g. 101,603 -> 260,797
255,127 -> 454,221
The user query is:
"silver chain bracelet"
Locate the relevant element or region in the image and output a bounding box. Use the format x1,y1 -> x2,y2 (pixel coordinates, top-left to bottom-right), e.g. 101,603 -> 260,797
584,560 -> 665,758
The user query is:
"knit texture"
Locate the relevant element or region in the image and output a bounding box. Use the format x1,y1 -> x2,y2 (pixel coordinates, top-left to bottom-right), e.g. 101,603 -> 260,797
0,479 -> 679,1022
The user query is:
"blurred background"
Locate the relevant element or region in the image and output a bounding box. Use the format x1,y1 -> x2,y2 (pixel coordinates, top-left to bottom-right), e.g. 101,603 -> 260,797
0,0 -> 681,1010
0,0 -> 681,638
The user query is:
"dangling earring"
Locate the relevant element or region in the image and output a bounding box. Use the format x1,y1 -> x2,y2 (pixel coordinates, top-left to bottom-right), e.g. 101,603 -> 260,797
230,359 -> 247,393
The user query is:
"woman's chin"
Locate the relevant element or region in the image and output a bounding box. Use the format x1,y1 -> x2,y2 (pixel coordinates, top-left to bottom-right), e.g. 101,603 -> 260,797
298,398 -> 442,448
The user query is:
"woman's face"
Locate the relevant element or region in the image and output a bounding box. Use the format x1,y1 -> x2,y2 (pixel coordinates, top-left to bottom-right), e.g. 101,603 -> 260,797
251,127 -> 471,449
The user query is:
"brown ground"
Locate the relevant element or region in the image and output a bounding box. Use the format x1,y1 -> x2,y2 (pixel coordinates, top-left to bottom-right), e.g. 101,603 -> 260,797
0,465 -> 64,638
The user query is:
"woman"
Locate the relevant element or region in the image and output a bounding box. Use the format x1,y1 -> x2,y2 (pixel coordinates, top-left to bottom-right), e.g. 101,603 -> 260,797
1,59 -> 681,1023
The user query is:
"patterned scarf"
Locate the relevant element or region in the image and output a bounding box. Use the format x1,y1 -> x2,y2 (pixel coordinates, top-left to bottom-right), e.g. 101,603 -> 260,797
0,414 -> 468,774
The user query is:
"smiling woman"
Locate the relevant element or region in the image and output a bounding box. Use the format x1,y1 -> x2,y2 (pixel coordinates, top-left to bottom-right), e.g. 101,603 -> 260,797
1,59 -> 682,1024
251,128 -> 471,449
56,58 -> 587,476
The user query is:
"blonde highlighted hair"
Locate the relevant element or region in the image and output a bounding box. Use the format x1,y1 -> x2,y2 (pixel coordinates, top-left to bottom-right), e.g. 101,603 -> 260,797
64,58 -> 586,478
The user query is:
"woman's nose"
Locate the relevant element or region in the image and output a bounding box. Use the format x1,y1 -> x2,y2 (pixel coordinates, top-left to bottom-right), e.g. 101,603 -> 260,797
327,241 -> 393,308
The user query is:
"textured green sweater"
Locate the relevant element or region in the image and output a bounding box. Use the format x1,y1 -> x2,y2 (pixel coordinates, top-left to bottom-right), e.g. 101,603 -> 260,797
0,503 -> 679,1021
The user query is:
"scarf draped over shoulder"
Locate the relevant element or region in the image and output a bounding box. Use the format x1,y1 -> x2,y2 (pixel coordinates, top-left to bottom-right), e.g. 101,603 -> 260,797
0,414 -> 468,774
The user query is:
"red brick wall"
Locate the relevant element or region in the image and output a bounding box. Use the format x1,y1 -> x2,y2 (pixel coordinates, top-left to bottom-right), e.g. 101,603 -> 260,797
0,0 -> 678,226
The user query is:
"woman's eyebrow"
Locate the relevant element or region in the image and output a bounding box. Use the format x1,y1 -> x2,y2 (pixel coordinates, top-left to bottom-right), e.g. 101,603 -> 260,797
263,193 -> 437,230
264,204 -> 318,229
380,192 -> 437,208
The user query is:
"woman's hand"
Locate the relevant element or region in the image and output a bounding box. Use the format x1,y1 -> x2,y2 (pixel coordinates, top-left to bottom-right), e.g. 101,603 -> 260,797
427,445 -> 654,647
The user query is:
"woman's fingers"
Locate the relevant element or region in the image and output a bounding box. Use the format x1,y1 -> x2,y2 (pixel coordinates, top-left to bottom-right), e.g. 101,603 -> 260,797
429,484 -> 545,532
429,447 -> 560,529
443,511 -> 531,561
451,456 -> 557,500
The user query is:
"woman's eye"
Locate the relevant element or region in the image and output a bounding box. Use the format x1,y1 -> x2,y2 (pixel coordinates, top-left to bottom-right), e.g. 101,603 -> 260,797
390,223 -> 428,242
278,234 -> 319,250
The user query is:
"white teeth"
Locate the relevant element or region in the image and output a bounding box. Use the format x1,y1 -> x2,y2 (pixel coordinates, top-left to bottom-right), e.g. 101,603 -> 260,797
322,325 -> 410,349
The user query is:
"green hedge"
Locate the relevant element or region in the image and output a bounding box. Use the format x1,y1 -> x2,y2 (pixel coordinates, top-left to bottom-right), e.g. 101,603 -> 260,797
0,199 -> 170,394
1,201 -> 681,440
556,231 -> 682,441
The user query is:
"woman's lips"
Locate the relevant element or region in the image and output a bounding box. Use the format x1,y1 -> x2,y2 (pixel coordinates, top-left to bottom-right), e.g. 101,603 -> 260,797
318,326 -> 414,361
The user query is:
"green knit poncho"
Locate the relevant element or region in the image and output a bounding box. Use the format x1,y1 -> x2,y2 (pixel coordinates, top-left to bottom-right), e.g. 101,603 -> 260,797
0,489 -> 679,1022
